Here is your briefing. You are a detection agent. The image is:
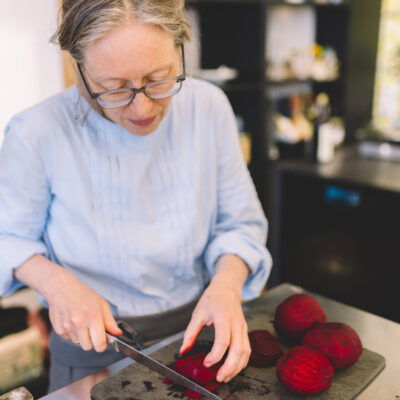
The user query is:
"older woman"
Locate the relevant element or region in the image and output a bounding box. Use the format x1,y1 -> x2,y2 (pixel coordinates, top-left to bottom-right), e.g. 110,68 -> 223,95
0,0 -> 272,392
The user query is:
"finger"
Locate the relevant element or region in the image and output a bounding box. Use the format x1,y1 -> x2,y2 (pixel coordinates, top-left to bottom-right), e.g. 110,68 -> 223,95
89,319 -> 108,352
76,327 -> 93,351
48,307 -> 69,340
203,319 -> 230,368
215,323 -> 248,382
224,352 -> 249,383
102,302 -> 123,336
222,345 -> 251,383
69,333 -> 80,345
179,313 -> 204,355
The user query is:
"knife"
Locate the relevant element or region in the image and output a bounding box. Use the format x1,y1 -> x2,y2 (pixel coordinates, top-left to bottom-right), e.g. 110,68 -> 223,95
107,321 -> 222,400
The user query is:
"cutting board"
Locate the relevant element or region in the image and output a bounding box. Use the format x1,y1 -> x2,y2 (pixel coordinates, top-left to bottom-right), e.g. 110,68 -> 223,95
91,295 -> 385,400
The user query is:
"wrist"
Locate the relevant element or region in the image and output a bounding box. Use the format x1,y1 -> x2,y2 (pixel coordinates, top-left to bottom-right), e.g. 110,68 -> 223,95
210,254 -> 249,297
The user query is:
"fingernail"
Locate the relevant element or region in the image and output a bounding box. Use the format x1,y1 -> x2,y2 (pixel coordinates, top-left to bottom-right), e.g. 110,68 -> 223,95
204,362 -> 211,367
217,374 -> 224,382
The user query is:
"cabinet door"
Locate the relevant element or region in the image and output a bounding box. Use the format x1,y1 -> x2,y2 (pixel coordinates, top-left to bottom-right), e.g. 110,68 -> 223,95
278,172 -> 400,323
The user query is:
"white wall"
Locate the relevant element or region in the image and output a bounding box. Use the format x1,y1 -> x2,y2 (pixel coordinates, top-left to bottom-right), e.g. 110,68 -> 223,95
0,0 -> 63,145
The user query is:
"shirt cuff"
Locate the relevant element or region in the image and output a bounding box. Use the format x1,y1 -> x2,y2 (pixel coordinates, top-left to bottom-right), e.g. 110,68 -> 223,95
203,232 -> 272,300
0,236 -> 48,296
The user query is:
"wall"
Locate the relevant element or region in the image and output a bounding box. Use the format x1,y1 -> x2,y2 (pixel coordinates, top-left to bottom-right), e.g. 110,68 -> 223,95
373,0 -> 400,134
0,0 -> 63,145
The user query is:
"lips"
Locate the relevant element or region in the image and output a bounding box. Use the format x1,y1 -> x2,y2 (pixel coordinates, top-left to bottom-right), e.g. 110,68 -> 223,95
129,115 -> 156,127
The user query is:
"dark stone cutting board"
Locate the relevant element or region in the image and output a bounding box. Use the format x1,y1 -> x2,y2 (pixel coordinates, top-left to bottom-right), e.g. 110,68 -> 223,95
91,295 -> 385,400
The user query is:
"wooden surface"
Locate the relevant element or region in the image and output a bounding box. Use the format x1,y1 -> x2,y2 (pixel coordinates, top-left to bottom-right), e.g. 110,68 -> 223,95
91,294 -> 385,400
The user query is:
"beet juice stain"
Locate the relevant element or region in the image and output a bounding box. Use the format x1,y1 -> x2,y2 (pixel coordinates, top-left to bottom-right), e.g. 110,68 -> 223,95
142,380 -> 155,391
121,380 -> 131,389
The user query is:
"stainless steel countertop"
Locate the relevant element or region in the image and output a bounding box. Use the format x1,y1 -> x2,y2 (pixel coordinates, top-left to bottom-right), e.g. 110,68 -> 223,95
39,283 -> 400,400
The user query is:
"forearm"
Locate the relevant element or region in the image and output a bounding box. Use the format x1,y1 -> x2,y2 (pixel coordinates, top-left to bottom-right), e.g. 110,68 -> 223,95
210,254 -> 250,296
13,254 -> 70,302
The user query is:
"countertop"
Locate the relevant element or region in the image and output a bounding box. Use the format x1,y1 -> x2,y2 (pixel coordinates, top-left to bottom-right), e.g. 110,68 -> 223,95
39,283 -> 400,400
273,144 -> 400,194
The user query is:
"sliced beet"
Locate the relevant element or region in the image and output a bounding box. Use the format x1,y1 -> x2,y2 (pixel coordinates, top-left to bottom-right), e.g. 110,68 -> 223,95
276,345 -> 335,395
248,329 -> 283,367
163,352 -> 221,399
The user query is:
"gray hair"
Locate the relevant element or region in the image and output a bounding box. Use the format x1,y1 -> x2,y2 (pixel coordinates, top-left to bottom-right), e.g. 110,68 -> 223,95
52,0 -> 191,63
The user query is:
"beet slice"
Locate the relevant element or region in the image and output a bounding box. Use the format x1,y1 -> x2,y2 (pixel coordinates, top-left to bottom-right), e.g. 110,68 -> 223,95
302,322 -> 363,370
276,345 -> 335,395
163,352 -> 221,399
274,293 -> 327,342
248,329 -> 283,367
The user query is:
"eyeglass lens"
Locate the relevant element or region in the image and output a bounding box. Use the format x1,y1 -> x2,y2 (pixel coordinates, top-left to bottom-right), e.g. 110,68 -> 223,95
96,79 -> 183,108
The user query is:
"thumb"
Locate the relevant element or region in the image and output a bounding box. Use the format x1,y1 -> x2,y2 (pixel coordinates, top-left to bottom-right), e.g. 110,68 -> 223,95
179,316 -> 204,355
102,303 -> 123,336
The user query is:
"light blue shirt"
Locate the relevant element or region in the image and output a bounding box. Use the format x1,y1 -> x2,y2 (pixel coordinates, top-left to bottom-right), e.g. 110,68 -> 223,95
0,78 -> 272,316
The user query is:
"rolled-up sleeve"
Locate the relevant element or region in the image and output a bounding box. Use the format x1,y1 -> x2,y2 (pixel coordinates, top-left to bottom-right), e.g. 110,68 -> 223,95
203,92 -> 272,300
0,117 -> 50,295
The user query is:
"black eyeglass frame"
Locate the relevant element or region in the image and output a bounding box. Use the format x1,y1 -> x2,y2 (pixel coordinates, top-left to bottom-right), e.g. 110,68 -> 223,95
77,44 -> 186,108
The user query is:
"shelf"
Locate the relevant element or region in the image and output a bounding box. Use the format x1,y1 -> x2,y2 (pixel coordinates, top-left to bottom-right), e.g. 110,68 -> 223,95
266,78 -> 340,86
264,78 -> 341,100
266,0 -> 350,6
187,0 -> 350,6
187,0 -> 263,5
218,79 -> 340,94
221,81 -> 264,92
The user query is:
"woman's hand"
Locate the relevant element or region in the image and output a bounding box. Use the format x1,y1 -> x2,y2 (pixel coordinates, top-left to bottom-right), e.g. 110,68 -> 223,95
179,255 -> 251,383
14,255 -> 122,352
45,269 -> 122,352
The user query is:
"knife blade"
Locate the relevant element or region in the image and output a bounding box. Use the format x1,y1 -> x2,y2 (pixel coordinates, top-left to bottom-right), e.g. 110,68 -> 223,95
107,333 -> 222,400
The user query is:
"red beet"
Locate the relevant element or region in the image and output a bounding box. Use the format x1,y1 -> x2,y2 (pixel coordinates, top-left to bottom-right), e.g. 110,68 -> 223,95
163,352 -> 221,399
276,345 -> 335,395
274,293 -> 327,342
248,330 -> 283,367
302,322 -> 363,370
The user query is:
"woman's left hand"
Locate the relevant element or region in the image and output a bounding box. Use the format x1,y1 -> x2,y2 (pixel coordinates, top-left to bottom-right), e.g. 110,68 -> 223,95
179,255 -> 251,383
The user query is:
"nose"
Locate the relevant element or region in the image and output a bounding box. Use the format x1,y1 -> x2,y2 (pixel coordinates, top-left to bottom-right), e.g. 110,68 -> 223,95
127,91 -> 153,118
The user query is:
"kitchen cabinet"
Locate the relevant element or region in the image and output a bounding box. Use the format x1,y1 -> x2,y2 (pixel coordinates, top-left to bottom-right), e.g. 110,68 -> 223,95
269,146 -> 400,322
185,0 -> 381,208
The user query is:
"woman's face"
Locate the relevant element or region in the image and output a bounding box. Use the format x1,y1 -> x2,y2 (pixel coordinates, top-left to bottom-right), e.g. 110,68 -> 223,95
82,22 -> 181,136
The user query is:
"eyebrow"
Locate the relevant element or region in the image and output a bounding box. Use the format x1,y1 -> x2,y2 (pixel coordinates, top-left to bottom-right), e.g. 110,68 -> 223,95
97,64 -> 175,85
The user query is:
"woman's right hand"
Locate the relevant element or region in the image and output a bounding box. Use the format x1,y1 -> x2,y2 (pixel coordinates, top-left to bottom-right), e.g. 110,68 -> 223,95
45,268 -> 122,352
14,254 -> 122,352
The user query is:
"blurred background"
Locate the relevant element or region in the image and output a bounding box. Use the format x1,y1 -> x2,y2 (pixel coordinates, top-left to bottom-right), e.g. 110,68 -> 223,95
1,0 -> 399,397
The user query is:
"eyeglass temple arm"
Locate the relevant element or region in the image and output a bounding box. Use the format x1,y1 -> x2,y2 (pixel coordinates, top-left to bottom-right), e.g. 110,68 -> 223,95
181,44 -> 186,77
77,63 -> 98,99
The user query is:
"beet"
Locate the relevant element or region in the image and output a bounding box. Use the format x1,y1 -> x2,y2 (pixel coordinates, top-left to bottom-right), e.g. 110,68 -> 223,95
276,345 -> 335,395
248,330 -> 283,367
163,352 -> 221,399
302,322 -> 363,370
274,293 -> 327,342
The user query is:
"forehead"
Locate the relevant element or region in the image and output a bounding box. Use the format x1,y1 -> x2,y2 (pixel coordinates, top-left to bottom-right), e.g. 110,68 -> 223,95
84,21 -> 177,79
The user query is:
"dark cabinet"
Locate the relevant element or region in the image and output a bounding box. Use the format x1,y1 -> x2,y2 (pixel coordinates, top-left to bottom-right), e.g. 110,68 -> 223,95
186,0 -> 381,209
270,147 -> 400,323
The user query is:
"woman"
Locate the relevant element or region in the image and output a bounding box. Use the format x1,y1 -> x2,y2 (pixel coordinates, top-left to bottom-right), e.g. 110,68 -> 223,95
0,0 -> 272,392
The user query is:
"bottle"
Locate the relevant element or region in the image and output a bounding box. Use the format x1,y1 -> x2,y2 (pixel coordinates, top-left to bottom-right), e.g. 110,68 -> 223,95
306,93 -> 331,161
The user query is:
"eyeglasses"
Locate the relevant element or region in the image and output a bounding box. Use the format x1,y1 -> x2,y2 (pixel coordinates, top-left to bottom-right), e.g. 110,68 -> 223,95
77,45 -> 186,109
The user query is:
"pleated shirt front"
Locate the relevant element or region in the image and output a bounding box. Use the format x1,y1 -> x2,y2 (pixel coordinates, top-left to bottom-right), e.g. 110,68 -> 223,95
0,78 -> 272,316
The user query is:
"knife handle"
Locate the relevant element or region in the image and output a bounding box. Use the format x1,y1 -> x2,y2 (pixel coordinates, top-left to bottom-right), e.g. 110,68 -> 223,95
116,320 -> 144,350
